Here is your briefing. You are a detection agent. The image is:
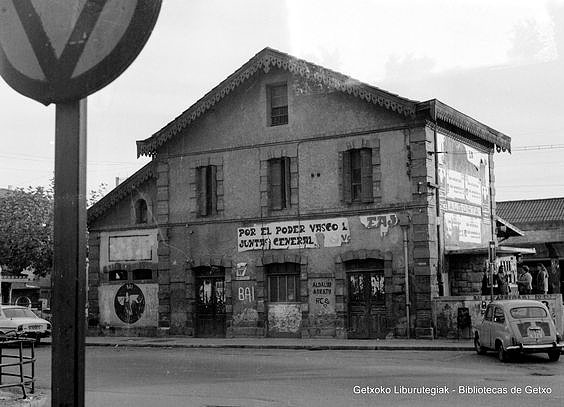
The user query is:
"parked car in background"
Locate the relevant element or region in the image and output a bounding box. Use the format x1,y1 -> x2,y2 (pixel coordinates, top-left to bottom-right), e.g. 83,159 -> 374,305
32,307 -> 52,322
474,300 -> 563,362
0,305 -> 51,343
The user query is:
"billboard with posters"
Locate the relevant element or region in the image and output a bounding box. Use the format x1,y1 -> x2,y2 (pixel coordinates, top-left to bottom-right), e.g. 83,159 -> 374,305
437,133 -> 492,249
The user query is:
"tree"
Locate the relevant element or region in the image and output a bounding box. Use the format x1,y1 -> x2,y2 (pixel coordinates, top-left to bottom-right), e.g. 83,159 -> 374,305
88,182 -> 109,207
0,181 -> 109,277
0,186 -> 54,277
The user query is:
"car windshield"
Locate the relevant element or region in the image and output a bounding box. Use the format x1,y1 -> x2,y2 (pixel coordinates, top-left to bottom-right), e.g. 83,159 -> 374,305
3,308 -> 38,319
510,307 -> 547,319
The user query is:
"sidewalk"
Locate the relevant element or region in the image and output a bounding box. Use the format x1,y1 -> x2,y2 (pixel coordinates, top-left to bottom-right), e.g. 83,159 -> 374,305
48,336 -> 475,351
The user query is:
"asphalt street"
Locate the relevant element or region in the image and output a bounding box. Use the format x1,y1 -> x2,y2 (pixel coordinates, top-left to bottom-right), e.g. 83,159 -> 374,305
28,345 -> 564,407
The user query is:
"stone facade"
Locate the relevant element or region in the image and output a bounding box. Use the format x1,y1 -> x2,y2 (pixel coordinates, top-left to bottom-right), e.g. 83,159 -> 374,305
87,48 -> 510,339
447,253 -> 487,296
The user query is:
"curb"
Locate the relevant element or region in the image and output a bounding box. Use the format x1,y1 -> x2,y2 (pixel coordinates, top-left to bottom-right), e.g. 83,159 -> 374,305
83,341 -> 475,352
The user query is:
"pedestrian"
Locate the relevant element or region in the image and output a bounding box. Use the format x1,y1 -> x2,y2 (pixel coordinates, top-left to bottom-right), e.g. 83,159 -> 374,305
495,268 -> 509,296
535,264 -> 549,294
517,265 -> 532,295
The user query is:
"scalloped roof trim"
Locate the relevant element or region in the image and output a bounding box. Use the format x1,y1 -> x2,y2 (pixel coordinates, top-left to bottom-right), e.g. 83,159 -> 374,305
136,47 -> 418,157
433,100 -> 511,152
87,162 -> 156,224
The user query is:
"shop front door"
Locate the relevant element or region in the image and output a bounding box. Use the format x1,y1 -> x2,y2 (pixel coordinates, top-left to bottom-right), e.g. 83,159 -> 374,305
195,268 -> 225,337
347,271 -> 387,339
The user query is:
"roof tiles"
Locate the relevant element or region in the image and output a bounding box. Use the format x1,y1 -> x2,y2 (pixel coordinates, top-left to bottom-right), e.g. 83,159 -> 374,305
496,198 -> 564,224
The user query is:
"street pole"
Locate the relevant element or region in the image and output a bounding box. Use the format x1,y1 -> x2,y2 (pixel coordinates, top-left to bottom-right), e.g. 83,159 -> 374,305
52,99 -> 87,407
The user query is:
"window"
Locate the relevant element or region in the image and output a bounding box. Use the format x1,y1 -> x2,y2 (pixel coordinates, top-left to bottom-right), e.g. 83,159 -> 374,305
269,157 -> 291,210
109,268 -> 155,283
510,307 -> 547,319
135,199 -> 148,224
269,84 -> 288,126
484,306 -> 493,321
196,165 -> 217,216
132,269 -> 153,280
493,307 -> 505,324
346,259 -> 385,305
109,270 -> 128,281
342,148 -> 373,203
267,263 -> 300,302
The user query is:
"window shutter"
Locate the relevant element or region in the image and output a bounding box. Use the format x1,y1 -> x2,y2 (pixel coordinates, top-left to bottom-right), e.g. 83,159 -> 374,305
209,165 -> 217,215
283,157 -> 291,209
270,159 -> 282,210
360,148 -> 373,203
197,166 -> 208,216
342,151 -> 352,203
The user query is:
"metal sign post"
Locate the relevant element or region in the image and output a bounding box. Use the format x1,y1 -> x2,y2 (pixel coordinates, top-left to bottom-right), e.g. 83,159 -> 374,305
0,2 -> 162,405
52,100 -> 87,406
489,241 -> 496,302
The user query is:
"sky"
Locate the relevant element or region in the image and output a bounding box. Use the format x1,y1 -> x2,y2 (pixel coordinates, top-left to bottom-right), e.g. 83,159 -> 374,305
1,0 -> 564,202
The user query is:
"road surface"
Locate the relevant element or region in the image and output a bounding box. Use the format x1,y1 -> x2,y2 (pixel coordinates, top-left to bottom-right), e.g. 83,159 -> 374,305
28,345 -> 563,406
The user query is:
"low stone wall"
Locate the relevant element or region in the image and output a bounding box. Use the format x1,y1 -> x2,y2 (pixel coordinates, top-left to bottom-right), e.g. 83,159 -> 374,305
433,294 -> 563,339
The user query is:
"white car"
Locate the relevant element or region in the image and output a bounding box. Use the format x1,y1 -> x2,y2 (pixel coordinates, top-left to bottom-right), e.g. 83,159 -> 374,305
474,300 -> 563,362
0,305 -> 51,343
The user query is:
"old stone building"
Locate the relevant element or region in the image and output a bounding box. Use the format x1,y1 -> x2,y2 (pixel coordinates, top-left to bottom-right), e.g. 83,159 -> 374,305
87,48 -> 513,339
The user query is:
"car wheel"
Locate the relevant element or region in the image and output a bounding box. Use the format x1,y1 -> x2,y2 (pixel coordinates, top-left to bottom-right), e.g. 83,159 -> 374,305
497,343 -> 510,363
548,350 -> 561,362
474,336 -> 486,355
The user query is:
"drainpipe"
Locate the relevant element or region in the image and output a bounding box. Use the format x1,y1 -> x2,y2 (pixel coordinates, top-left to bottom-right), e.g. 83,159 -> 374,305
402,224 -> 411,339
488,152 -> 496,303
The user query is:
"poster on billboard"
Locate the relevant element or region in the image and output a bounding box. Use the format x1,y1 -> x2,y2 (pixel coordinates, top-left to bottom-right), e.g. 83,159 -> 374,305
437,133 -> 491,249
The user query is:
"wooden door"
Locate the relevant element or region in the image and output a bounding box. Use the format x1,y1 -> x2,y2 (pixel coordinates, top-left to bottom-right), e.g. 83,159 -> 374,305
195,268 -> 225,337
347,271 -> 387,339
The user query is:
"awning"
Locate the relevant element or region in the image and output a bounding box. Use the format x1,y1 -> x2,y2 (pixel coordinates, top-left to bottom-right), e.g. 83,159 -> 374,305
496,216 -> 524,240
503,242 -> 564,259
445,246 -> 536,256
9,282 -> 40,290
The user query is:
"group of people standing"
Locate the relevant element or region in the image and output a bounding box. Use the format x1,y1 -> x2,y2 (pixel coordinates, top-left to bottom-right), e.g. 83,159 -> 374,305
481,262 -> 549,296
517,263 -> 549,295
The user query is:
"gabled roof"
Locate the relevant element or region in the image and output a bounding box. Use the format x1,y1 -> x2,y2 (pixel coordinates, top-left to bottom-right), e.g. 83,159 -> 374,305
87,162 -> 156,224
496,197 -> 564,224
137,48 -> 511,157
137,48 -> 513,157
136,47 -> 421,157
417,100 -> 511,152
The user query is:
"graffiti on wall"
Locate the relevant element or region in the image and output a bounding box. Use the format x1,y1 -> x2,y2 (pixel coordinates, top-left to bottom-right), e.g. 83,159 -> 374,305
114,283 -> 145,324
359,214 -> 399,236
235,262 -> 250,280
434,295 -> 564,338
232,280 -> 258,326
238,218 -> 350,252
310,279 -> 334,310
267,303 -> 302,333
309,278 -> 335,330
98,283 -> 158,328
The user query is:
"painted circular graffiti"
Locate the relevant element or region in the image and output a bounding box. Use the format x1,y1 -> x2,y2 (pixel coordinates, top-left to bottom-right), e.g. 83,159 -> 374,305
114,283 -> 145,324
